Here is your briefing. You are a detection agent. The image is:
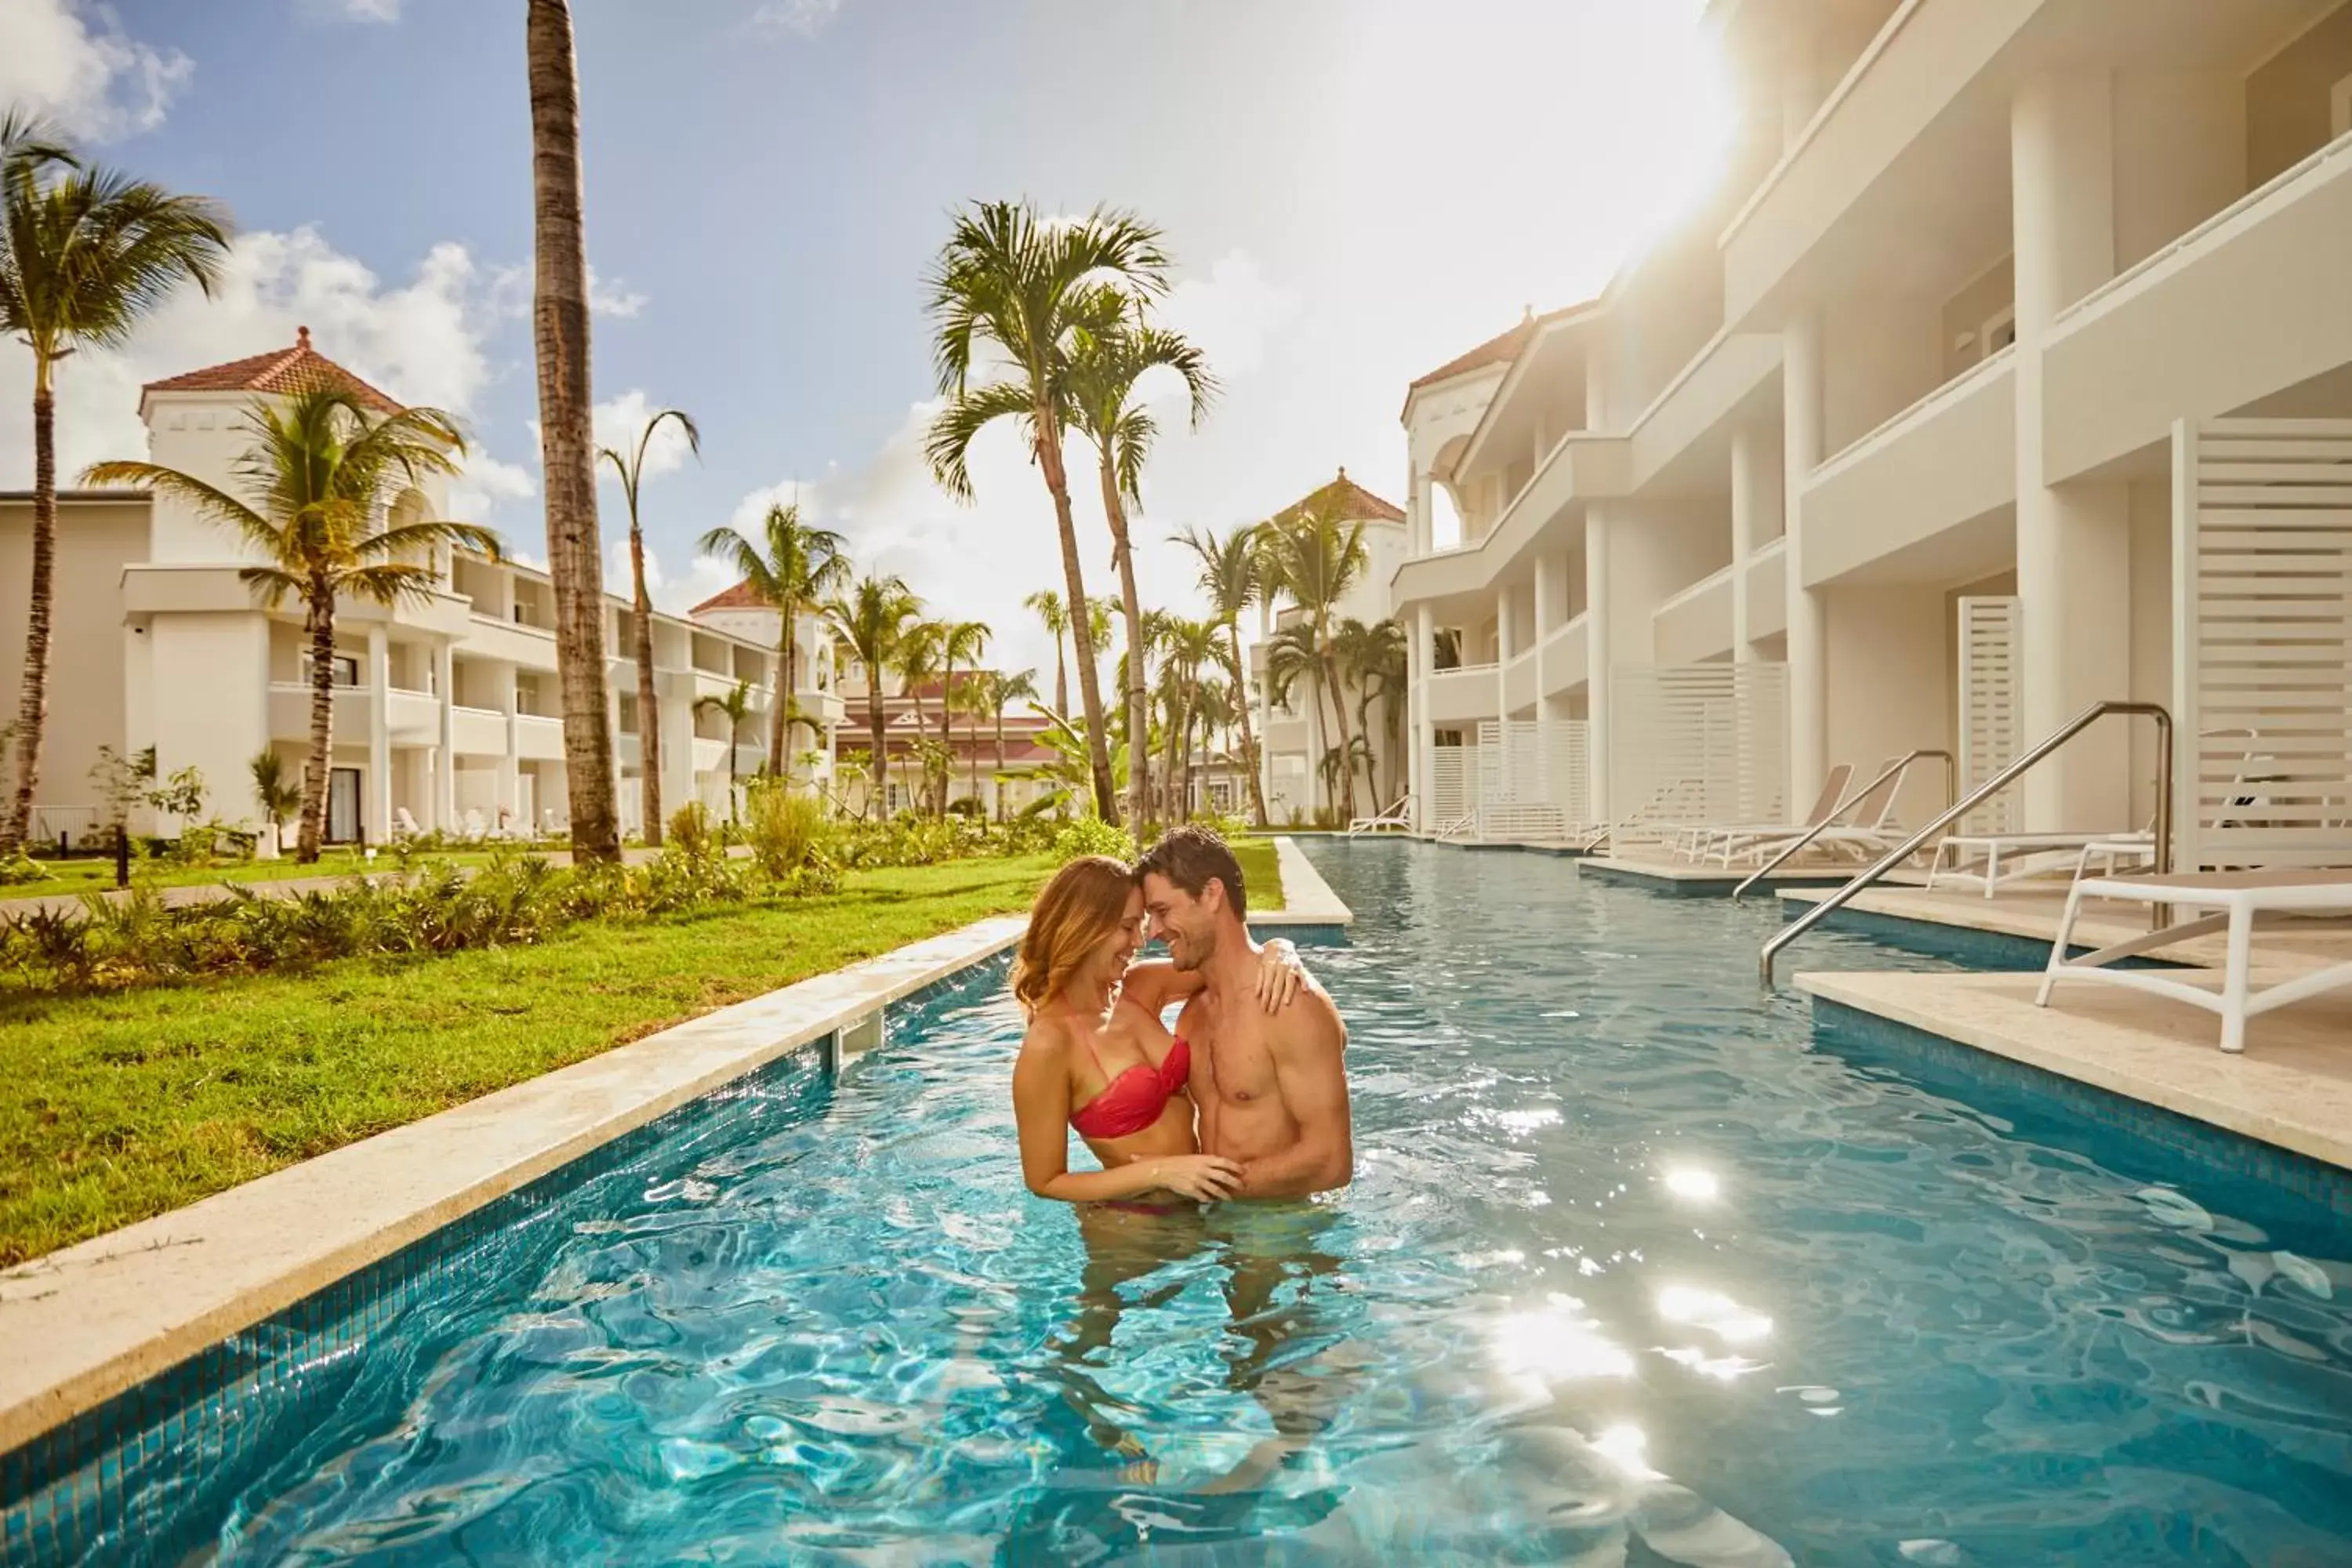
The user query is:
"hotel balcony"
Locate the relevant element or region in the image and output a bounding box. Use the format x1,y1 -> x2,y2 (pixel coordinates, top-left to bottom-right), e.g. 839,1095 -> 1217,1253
463,612 -> 561,671
1654,565 -> 1735,666
514,713 -> 565,761
1541,613 -> 1589,700
2044,129 -> 2352,482
452,706 -> 508,757
1425,663 -> 1501,726
1744,539 -> 1787,642
1393,437 -> 1629,607
1800,346 -> 2016,586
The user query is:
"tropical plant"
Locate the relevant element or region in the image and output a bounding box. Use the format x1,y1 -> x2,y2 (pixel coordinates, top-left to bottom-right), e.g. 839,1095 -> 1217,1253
1023,587 -> 1071,717
0,112 -> 234,855
691,677 -> 756,822
742,776 -> 826,877
1259,503 -> 1370,818
968,668 -> 1037,819
1027,702 -> 1127,827
85,389 -> 500,861
526,0 -> 621,862
699,502 -> 848,776
924,199 -> 1174,822
826,573 -> 919,819
1065,287 -> 1216,835
1174,524 -> 1272,826
1338,615 -> 1408,805
894,619 -> 945,814
599,405 -> 700,846
936,619 -> 990,817
249,750 -> 302,837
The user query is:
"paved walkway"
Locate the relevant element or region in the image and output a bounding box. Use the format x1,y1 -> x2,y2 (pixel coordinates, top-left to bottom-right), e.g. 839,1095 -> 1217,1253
0,845 -> 690,923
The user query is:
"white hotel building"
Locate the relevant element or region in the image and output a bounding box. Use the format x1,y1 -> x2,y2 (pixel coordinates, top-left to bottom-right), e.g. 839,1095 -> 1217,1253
0,334 -> 840,845
1396,0 -> 2352,858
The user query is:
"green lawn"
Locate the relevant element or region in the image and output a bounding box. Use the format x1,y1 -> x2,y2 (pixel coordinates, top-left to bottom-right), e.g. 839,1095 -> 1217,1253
2,845 -> 517,902
1231,837 -> 1282,916
0,856 -> 1054,1265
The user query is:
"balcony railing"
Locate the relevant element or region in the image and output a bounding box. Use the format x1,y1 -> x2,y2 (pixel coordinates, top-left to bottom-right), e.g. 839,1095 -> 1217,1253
1813,343 -> 2015,482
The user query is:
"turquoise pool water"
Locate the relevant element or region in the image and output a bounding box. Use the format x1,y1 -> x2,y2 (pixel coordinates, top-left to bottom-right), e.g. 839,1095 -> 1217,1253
28,841 -> 2352,1564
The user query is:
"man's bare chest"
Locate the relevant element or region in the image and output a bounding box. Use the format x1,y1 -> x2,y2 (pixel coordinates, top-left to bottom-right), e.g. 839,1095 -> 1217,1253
1183,998 -> 1280,1105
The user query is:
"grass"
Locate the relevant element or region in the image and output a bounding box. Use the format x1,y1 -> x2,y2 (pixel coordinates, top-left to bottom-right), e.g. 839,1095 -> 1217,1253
2,846 -> 518,902
1232,836 -> 1283,915
0,855 -> 1054,1265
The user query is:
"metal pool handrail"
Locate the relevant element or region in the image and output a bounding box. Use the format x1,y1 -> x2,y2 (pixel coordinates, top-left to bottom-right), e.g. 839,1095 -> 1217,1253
1759,700 -> 2173,986
1732,750 -> 1955,902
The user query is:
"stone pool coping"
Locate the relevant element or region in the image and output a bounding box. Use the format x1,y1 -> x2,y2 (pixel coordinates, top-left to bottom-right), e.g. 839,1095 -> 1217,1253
0,842 -> 1356,1455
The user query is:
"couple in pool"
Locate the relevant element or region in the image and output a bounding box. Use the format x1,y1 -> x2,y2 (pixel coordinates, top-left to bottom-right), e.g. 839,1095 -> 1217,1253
1008,825 -> 1349,1210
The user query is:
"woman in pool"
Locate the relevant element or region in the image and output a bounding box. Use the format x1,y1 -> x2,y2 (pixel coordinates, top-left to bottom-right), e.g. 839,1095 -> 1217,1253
1010,854 -> 1304,1207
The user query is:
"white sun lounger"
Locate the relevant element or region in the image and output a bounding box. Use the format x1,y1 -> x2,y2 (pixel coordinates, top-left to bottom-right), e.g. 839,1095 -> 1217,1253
1929,829 -> 2154,898
1673,764 -> 1854,865
1725,759 -> 1911,869
2036,869 -> 2352,1052
1348,794 -> 1414,837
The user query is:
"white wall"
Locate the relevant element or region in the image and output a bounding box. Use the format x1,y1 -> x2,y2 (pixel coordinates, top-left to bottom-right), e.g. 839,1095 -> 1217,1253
0,499 -> 144,831
146,612 -> 271,833
1823,586 -> 1953,826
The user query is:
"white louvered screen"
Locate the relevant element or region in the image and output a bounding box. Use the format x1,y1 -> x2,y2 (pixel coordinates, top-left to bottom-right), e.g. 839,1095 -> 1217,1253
2173,419 -> 2352,870
1430,742 -> 1479,827
1957,596 -> 2022,836
1467,719 -> 1592,839
1609,664 -> 1788,846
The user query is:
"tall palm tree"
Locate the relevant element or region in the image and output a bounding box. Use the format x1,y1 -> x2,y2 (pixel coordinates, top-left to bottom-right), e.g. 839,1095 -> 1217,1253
0,113 -> 233,854
1065,289 -> 1216,835
699,501 -> 848,776
978,668 -> 1038,818
1162,616 -> 1220,822
526,0 -> 619,862
938,619 -> 991,816
827,572 -> 917,818
1334,616 -> 1406,808
692,677 -> 754,822
597,405 -> 698,846
86,390 -> 500,861
923,200 -> 1173,822
895,620 -> 946,815
1022,587 -> 1071,717
1261,503 -> 1370,818
1174,523 -> 1271,826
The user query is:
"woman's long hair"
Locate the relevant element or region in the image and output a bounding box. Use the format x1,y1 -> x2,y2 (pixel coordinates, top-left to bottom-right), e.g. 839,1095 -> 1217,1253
1011,855 -> 1135,1015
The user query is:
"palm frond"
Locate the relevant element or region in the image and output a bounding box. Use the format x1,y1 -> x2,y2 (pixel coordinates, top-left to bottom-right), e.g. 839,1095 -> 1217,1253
924,379 -> 1034,499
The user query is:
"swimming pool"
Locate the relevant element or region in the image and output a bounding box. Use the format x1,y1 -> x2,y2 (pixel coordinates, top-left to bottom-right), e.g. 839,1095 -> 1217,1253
16,840 -> 2352,1564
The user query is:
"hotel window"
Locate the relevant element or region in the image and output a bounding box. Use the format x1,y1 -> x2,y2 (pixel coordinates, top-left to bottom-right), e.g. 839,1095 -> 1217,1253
302,653 -> 361,687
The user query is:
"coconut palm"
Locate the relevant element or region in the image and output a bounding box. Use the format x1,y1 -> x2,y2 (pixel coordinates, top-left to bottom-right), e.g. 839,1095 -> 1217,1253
1260,503 -> 1370,818
895,619 -> 946,815
699,501 -> 848,776
249,749 -> 302,845
1065,288 -> 1216,834
977,668 -> 1039,818
1023,587 -> 1071,717
1174,523 -> 1271,826
0,112 -> 234,854
1334,616 -> 1406,808
937,619 -> 991,816
597,406 -> 698,846
923,200 -> 1173,822
1160,616 -> 1221,822
692,677 -> 755,822
826,573 -> 918,818
526,0 -> 620,861
86,390 -> 501,862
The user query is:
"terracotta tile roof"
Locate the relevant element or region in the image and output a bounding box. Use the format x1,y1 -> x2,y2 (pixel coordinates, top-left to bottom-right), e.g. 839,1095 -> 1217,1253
140,327 -> 405,416
689,579 -> 771,615
1271,467 -> 1406,527
1407,308 -> 1540,391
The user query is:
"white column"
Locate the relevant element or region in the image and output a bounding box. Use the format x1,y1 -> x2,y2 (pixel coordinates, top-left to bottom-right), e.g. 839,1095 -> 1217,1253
1783,308 -> 1828,808
1584,509 -> 1613,822
1532,552 -> 1555,719
500,665 -> 522,833
2014,69 -> 2132,831
1414,601 -> 1436,831
366,624 -> 391,844
1410,470 -> 1435,556
434,642 -> 457,831
1256,599 -> 1276,816
1730,423 -> 1773,662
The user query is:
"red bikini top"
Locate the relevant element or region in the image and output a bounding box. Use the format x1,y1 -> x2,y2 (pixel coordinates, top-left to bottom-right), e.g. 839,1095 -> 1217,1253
1069,1033 -> 1191,1142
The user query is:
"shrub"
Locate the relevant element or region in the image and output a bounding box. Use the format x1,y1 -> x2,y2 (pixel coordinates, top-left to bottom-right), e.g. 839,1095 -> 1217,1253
1051,815 -> 1134,865
744,782 -> 826,877
946,797 -> 984,818
0,848 -> 42,887
666,800 -> 717,860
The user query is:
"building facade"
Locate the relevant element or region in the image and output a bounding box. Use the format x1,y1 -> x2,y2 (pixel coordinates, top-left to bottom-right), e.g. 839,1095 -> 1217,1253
0,332 -> 836,845
1396,0 -> 2352,845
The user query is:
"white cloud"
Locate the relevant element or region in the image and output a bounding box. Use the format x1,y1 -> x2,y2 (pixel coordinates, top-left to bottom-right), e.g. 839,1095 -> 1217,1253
587,267 -> 648,318
449,450 -> 535,524
337,0 -> 401,20
590,390 -> 699,477
608,536 -> 740,619
1156,251 -> 1299,385
750,0 -> 842,38
0,0 -> 193,141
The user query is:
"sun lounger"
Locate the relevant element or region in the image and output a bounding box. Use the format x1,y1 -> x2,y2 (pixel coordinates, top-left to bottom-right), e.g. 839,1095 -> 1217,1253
1348,794 -> 1414,837
1672,764 -> 1854,866
1928,829 -> 2151,898
2036,869 -> 2352,1051
1734,759 -> 1916,868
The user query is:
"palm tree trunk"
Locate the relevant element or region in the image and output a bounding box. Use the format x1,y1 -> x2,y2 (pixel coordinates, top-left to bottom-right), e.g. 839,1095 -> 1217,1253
1095,458 -> 1150,838
629,528 -> 662,847
1036,423 -> 1117,822
299,596 -> 336,862
1226,620 -> 1270,828
1317,636 -> 1356,820
867,699 -> 887,819
2,368 -> 57,854
527,0 -> 620,863
994,713 -> 1007,821
1052,637 -> 1068,719
771,613 -> 793,775
937,660 -> 953,818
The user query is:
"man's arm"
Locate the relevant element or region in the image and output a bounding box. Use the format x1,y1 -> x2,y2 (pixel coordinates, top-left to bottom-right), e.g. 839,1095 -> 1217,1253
1121,941 -> 1302,1014
1234,993 -> 1352,1199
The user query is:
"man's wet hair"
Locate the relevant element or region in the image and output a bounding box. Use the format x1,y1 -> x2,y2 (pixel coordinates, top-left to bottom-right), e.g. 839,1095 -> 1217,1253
1135,824 -> 1247,917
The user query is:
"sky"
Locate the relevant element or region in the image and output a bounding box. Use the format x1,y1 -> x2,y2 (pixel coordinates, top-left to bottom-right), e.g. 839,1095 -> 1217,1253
0,0 -> 1729,686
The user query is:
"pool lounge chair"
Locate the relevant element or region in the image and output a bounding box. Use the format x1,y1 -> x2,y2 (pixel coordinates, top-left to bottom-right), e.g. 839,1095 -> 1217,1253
1929,828 -> 2154,898
1348,793 -> 1414,837
2037,869 -> 2352,1052
1671,764 -> 1854,865
1723,758 -> 1915,869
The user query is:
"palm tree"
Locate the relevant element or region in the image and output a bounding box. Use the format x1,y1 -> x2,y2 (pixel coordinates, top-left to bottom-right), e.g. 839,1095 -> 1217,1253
1023,587 -> 1071,717
923,200 -> 1173,823
938,619 -> 990,816
1174,523 -> 1272,826
86,389 -> 501,861
699,501 -> 848,776
827,572 -> 917,818
1334,616 -> 1406,808
978,668 -> 1038,818
895,620 -> 947,815
249,749 -> 302,848
527,0 -> 619,862
692,677 -> 754,822
1261,503 -> 1370,818
1065,289 -> 1216,834
1,113 -> 233,854
1162,616 -> 1221,822
597,406 -> 699,846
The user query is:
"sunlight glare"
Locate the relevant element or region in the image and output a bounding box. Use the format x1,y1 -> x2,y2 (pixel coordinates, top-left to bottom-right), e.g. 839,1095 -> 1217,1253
1657,1285 -> 1773,1345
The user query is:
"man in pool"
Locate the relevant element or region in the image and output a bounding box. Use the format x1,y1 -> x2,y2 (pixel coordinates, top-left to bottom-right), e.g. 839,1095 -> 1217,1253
1137,826 -> 1352,1199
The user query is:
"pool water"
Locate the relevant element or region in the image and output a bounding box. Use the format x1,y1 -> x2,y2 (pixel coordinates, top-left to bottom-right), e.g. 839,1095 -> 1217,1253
136,845 -> 2352,1561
